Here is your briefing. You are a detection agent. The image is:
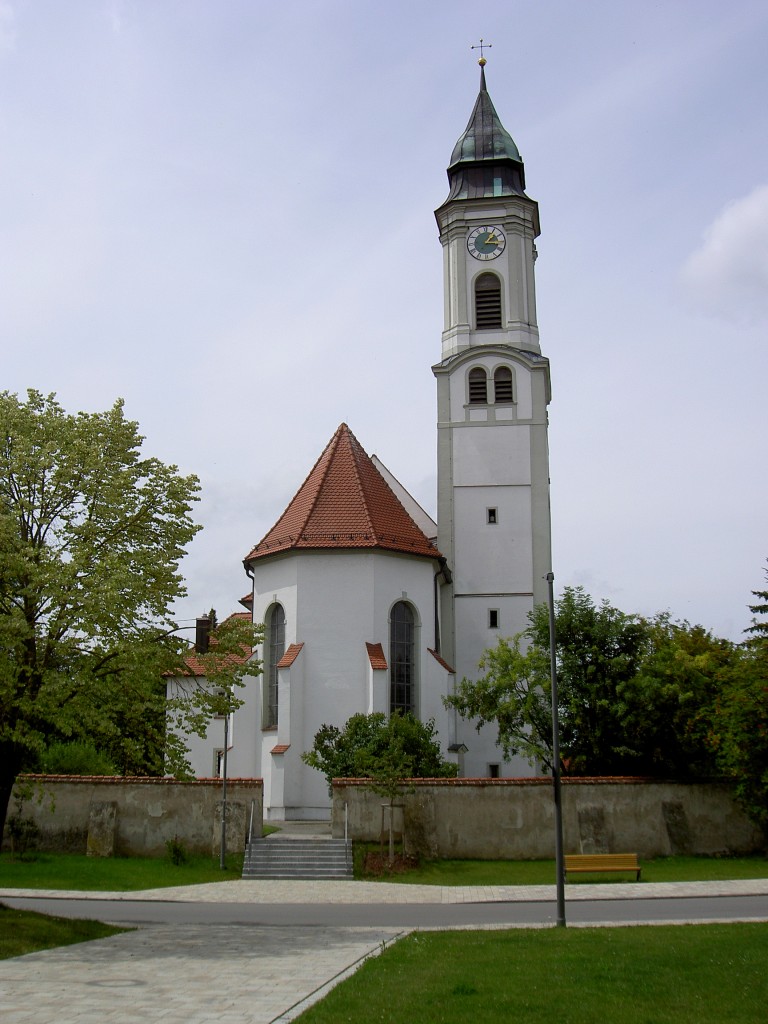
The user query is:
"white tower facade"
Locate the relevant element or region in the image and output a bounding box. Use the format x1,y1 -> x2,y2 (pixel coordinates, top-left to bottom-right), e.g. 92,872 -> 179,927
434,65 -> 552,778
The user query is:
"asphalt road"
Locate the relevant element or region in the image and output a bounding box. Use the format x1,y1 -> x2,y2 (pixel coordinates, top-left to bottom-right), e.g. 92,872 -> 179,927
6,892 -> 768,929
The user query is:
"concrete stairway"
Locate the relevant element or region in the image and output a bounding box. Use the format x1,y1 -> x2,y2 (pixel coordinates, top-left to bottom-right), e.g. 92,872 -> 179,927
242,823 -> 352,880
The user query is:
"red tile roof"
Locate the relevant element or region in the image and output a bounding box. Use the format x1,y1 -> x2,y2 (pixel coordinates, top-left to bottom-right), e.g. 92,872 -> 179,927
276,642 -> 304,669
244,424 -> 442,563
428,648 -> 455,673
366,642 -> 388,670
271,743 -> 290,754
180,611 -> 253,677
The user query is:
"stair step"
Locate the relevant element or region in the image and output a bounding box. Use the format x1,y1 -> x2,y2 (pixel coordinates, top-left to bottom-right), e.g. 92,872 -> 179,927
242,835 -> 353,880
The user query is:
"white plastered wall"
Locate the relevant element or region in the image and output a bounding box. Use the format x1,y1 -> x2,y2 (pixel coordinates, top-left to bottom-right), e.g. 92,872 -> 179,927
248,548 -> 455,819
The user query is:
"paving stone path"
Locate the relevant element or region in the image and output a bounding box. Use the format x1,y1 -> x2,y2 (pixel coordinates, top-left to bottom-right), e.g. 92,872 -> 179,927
0,921 -> 404,1024
2,878 -> 767,1023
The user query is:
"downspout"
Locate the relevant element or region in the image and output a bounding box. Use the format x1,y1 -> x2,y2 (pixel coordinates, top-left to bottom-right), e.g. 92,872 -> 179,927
433,557 -> 452,653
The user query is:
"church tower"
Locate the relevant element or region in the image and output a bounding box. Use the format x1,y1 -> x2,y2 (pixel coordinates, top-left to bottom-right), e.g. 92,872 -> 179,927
434,60 -> 552,776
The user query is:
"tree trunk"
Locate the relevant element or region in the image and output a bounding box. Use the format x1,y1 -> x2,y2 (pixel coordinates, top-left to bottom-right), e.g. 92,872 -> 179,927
0,745 -> 24,843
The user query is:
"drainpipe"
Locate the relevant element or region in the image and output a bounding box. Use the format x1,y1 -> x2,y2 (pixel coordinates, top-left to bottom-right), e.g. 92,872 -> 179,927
433,558 -> 452,654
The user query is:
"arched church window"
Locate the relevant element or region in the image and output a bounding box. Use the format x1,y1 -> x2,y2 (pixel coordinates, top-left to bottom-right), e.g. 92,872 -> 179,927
468,367 -> 488,404
390,601 -> 415,716
265,604 -> 285,728
493,366 -> 514,404
475,272 -> 502,330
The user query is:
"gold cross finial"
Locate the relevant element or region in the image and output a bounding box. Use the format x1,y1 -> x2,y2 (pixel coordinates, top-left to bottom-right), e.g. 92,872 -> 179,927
471,38 -> 492,66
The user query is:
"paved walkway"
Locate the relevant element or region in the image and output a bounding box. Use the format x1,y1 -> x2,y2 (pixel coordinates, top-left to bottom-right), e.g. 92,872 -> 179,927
4,876 -> 768,904
2,878 -> 767,1024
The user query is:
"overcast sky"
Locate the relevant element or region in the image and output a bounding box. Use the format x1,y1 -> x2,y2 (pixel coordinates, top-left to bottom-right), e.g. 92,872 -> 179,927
2,1 -> 766,643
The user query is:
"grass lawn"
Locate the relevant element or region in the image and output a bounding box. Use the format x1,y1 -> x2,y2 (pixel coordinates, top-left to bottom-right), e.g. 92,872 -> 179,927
294,923 -> 768,1024
0,902 -> 125,960
0,851 -> 244,891
355,847 -> 768,886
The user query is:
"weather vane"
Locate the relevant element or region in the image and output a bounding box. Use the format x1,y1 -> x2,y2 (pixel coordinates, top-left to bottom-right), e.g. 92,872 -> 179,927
471,38 -> 492,66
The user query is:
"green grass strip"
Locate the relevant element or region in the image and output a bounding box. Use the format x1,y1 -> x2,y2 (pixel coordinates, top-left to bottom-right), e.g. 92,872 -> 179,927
354,849 -> 768,885
0,852 -> 244,891
295,923 -> 768,1024
0,903 -> 125,960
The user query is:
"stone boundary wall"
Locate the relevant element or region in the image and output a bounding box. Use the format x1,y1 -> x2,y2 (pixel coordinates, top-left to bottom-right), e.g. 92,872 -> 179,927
332,777 -> 765,859
3,776 -> 263,857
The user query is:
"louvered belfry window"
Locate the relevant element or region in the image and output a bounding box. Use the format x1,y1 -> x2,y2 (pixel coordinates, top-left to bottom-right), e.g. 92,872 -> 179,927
468,367 -> 488,404
494,366 -> 514,403
475,272 -> 502,330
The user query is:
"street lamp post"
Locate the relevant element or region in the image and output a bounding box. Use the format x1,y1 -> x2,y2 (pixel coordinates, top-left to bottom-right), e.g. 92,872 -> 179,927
546,571 -> 566,927
219,707 -> 229,870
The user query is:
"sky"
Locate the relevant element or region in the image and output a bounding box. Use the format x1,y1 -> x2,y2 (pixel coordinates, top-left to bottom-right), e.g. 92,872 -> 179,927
2,0 -> 766,643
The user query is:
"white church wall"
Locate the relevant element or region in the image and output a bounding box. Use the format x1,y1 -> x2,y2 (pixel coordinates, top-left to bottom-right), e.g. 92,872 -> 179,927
248,547 -> 449,818
250,555 -> 298,631
452,485 -> 533,594
452,425 -> 532,485
166,668 -> 263,780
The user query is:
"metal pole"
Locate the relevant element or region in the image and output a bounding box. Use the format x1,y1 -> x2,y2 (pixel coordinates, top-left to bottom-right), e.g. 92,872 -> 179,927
546,571 -> 566,927
219,707 -> 229,870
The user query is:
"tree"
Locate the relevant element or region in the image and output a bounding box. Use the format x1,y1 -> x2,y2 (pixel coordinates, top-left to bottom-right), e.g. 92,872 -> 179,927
446,586 -> 731,777
355,724 -> 417,864
705,567 -> 768,833
746,561 -> 768,643
707,645 -> 768,832
301,712 -> 458,795
442,635 -> 554,768
0,390 -> 255,836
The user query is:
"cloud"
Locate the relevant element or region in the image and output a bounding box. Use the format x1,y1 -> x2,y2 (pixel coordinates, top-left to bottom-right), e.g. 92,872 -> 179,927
681,184 -> 768,322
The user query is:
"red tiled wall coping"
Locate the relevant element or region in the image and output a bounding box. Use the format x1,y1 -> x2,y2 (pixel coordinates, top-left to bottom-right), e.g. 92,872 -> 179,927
332,776 -> 710,787
19,774 -> 262,786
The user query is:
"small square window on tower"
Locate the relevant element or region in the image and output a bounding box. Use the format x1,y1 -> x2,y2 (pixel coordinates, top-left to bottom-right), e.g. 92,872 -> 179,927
488,609 -> 499,629
488,763 -> 501,779
487,507 -> 498,525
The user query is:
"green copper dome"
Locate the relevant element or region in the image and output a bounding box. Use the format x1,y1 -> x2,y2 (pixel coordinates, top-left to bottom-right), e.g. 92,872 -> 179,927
443,66 -> 526,202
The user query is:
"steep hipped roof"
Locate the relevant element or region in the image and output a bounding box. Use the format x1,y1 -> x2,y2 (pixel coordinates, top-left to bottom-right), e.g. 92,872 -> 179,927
244,424 -> 441,563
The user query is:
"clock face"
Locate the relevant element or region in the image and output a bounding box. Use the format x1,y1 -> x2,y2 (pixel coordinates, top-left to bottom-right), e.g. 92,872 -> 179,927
467,225 -> 506,261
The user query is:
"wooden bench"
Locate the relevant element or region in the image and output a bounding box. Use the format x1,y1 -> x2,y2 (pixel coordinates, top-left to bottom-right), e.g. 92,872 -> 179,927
564,853 -> 641,881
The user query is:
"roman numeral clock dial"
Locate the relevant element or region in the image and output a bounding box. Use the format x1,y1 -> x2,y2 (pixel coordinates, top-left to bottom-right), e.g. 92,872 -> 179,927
467,225 -> 506,260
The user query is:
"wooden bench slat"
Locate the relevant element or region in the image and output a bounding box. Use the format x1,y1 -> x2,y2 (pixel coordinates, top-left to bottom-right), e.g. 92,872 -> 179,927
564,853 -> 641,881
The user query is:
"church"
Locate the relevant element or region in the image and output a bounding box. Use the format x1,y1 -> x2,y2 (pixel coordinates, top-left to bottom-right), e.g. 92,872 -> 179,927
173,60 -> 553,820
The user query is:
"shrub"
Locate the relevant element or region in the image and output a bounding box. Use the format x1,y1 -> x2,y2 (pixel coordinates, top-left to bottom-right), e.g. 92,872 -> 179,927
39,741 -> 116,776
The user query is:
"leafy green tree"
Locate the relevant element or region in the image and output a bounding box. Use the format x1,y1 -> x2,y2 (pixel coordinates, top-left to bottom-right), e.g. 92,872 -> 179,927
302,712 -> 457,795
355,724 -> 417,864
707,645 -> 768,833
39,740 -> 116,776
621,618 -> 732,777
703,568 -> 768,833
0,390 -> 259,836
447,586 -> 732,777
165,612 -> 263,774
443,635 -> 554,768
